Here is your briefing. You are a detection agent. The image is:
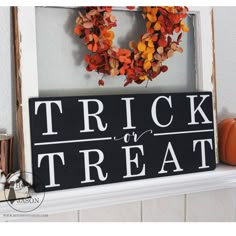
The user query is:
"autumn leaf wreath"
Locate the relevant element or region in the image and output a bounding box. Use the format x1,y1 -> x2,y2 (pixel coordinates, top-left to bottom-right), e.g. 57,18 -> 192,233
74,6 -> 189,86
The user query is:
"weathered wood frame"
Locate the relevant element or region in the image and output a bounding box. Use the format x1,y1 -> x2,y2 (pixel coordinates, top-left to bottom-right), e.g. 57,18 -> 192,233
12,6 -> 217,184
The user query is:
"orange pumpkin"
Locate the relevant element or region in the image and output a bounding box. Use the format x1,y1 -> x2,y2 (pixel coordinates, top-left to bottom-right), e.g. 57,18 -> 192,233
219,118 -> 236,165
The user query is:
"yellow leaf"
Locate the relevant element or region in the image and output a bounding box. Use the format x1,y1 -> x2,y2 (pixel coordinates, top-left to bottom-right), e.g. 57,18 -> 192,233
154,22 -> 161,31
139,75 -> 148,81
181,22 -> 189,32
141,47 -> 154,59
138,42 -> 146,52
182,25 -> 189,32
144,60 -> 151,71
148,40 -> 154,48
146,47 -> 155,54
110,69 -> 119,76
147,52 -> 153,61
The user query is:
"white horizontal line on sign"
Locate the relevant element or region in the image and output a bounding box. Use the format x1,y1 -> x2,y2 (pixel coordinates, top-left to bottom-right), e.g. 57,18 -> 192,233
154,129 -> 214,136
34,137 -> 113,146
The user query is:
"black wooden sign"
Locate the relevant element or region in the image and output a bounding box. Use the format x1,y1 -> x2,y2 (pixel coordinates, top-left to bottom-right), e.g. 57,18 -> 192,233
29,92 -> 216,192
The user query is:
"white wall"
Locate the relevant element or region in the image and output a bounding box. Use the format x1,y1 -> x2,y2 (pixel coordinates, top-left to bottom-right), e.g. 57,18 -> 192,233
214,7 -> 236,122
1,7 -> 236,222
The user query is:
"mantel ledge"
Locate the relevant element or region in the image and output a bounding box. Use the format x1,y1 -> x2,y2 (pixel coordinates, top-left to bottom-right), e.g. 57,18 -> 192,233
1,164 -> 236,219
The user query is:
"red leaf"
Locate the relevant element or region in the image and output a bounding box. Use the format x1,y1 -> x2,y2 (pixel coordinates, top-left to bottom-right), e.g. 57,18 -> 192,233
160,65 -> 168,72
124,80 -> 131,87
98,79 -> 104,86
177,33 -> 182,43
127,6 -> 135,10
158,38 -> 167,47
135,79 -> 145,84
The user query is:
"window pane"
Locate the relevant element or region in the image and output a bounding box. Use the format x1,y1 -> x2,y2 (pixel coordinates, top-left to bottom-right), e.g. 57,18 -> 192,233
36,7 -> 196,96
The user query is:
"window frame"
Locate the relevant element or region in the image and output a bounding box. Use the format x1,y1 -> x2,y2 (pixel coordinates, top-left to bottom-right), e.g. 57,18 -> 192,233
12,6 -> 217,184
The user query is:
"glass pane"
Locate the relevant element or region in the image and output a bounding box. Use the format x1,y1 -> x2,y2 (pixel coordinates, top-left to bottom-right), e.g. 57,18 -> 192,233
36,7 -> 196,96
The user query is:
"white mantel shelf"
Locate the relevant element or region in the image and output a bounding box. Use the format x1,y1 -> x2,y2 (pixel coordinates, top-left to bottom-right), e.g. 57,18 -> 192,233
1,164 -> 236,219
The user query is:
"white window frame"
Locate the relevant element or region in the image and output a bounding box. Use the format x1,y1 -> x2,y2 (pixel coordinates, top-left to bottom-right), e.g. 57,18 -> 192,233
13,6 -> 217,187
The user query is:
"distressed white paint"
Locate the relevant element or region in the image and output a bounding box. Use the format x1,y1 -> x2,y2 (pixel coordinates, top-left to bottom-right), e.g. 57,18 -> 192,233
79,202 -> 141,222
190,7 -> 214,91
142,195 -> 185,222
0,7 -> 18,170
16,7 -> 39,183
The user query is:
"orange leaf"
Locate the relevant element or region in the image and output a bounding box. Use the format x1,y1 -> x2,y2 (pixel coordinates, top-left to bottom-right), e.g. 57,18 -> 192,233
119,67 -> 126,75
175,26 -> 181,33
148,40 -> 154,48
87,43 -> 98,52
139,75 -> 148,81
147,52 -> 153,61
181,22 -> 189,32
147,13 -> 157,23
144,60 -> 151,71
93,34 -> 99,43
74,26 -> 81,35
146,21 -> 152,29
154,22 -> 161,31
87,43 -> 93,51
138,42 -> 146,52
151,35 -> 158,42
92,43 -> 98,52
150,7 -> 158,16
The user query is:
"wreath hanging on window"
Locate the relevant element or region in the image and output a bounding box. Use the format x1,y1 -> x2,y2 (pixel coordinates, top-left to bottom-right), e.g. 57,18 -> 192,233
74,6 -> 189,86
